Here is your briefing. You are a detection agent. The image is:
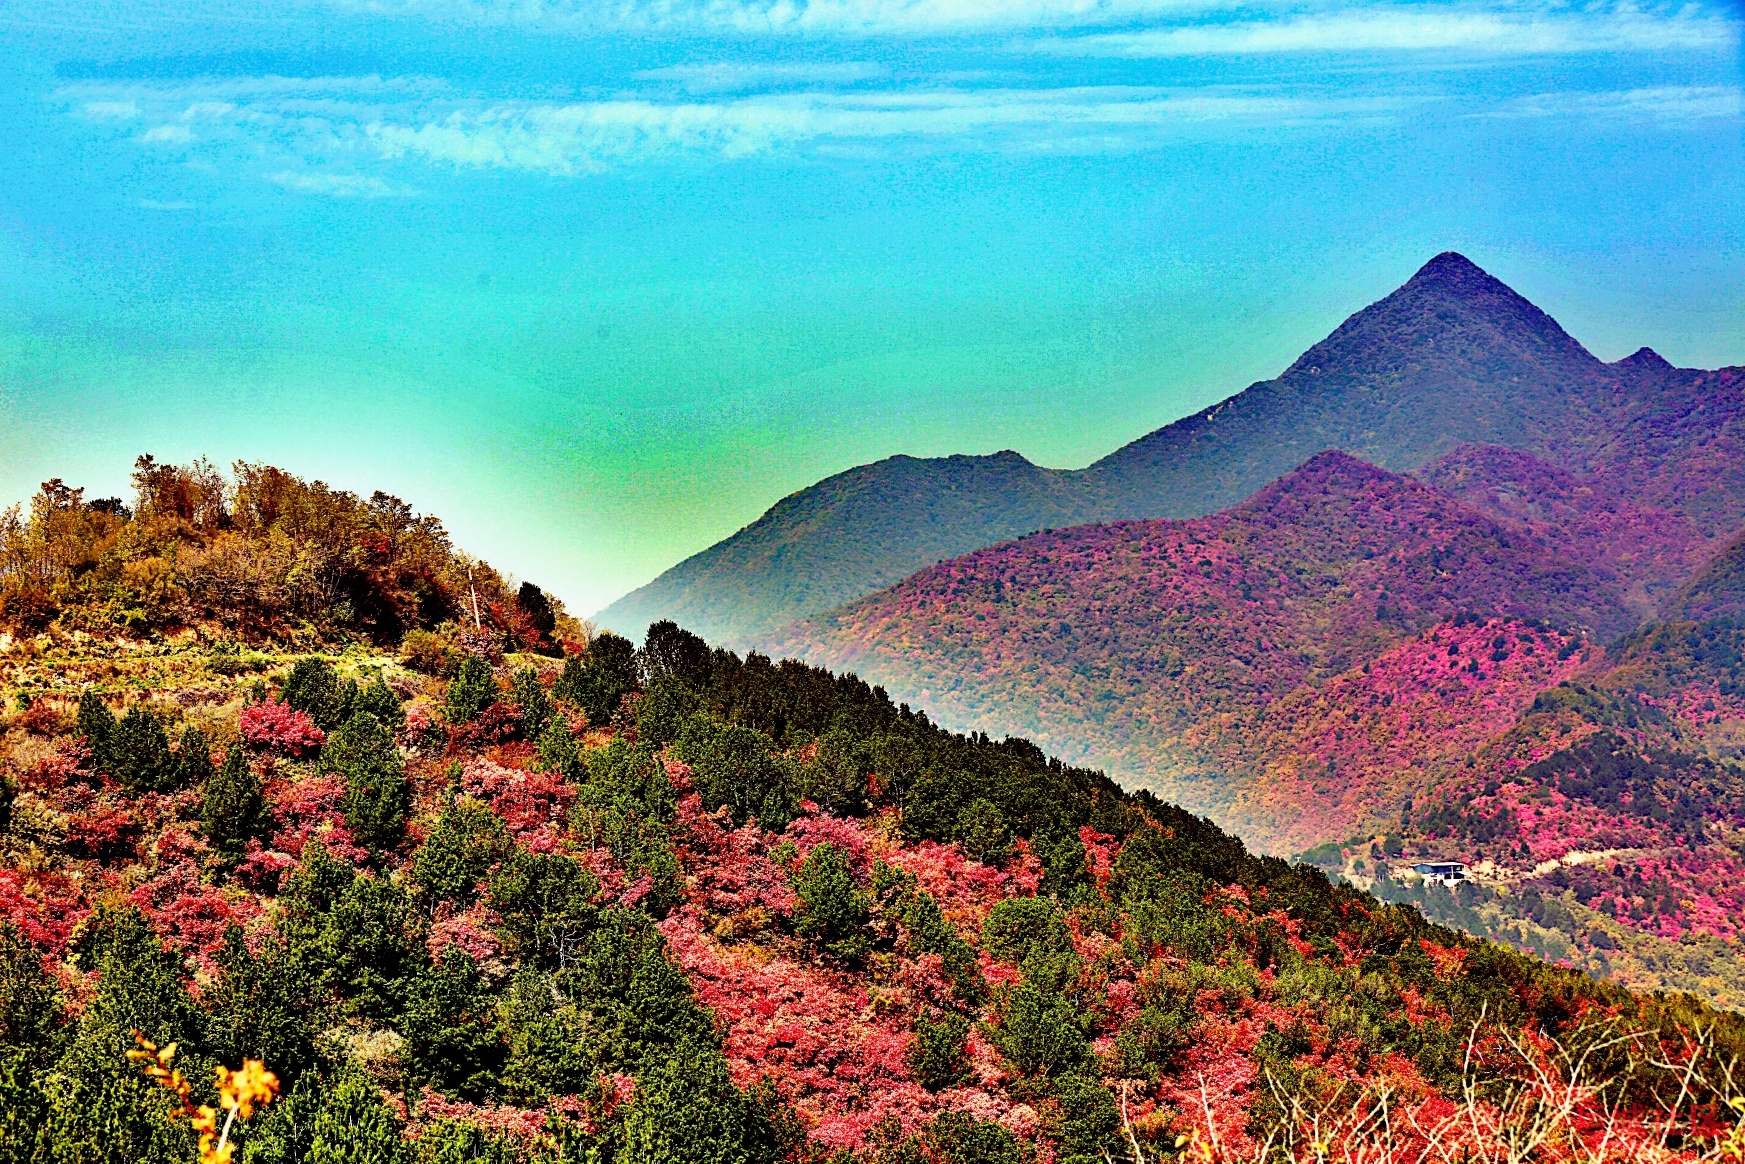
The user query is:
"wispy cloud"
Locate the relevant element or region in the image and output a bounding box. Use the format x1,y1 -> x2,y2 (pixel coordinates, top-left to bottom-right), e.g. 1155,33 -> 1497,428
1029,2 -> 1737,56
271,170 -> 419,195
371,86 -> 1418,172
328,0 -> 1214,35
1491,84 -> 1744,120
636,61 -> 890,93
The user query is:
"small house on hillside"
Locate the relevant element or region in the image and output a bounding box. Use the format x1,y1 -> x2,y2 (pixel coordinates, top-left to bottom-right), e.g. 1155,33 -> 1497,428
1412,861 -> 1470,886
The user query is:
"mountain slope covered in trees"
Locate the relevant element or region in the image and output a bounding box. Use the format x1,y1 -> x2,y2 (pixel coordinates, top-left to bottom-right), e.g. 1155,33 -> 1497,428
7,460 -> 1745,1162
601,253 -> 1745,648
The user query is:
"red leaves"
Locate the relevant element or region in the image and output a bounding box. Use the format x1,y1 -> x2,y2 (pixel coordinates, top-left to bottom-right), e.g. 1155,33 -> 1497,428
240,703 -> 325,757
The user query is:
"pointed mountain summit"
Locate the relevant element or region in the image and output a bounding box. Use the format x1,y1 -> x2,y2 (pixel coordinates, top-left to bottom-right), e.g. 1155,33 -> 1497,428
599,254 -> 1723,649
1615,346 -> 1674,371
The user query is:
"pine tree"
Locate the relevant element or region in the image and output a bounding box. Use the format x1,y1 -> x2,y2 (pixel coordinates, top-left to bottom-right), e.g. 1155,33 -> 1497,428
410,795 -> 511,905
509,667 -> 551,740
109,706 -> 175,792
792,842 -> 869,961
280,657 -> 347,731
446,656 -> 496,725
302,1069 -> 406,1164
324,713 -> 408,852
75,690 -> 117,772
174,726 -> 215,791
203,743 -> 266,866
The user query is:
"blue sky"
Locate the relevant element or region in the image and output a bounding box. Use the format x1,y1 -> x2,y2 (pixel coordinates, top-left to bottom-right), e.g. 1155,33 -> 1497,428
1,0 -> 1740,617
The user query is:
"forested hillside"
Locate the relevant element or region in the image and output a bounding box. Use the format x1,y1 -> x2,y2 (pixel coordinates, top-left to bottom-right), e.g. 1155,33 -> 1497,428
602,253 -> 1745,648
7,462 -> 1745,1162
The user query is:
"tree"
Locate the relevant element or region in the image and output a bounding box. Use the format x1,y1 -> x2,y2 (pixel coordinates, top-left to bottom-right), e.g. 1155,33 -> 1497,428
487,850 -> 599,973
554,632 -> 638,728
110,706 -> 176,791
401,952 -> 504,1101
509,667 -> 551,741
619,1039 -> 780,1164
908,1010 -> 971,1091
302,1069 -> 406,1164
353,672 -> 404,733
174,727 -> 214,791
324,713 -> 408,852
411,796 -> 512,906
76,690 -> 116,771
447,655 -> 497,725
792,843 -> 869,961
281,657 -> 349,731
203,743 -> 267,866
206,927 -> 319,1087
640,621 -> 711,689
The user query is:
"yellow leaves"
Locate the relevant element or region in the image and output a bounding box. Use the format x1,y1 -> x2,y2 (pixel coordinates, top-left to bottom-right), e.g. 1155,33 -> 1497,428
217,1057 -> 280,1122
129,1031 -> 279,1164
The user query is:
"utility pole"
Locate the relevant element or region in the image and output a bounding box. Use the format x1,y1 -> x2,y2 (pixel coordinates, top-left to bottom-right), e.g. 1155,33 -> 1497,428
467,562 -> 482,632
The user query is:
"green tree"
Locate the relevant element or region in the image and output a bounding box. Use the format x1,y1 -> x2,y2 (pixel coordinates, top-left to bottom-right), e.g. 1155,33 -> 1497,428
619,1040 -> 781,1164
402,952 -> 504,1101
792,843 -> 869,961
799,729 -> 870,817
908,1010 -> 971,1091
353,672 -> 404,732
324,713 -> 408,852
411,796 -> 512,905
46,905 -> 206,1164
954,798 -> 1010,863
487,850 -> 600,973
202,744 -> 267,866
75,690 -> 116,771
674,719 -> 794,830
303,1069 -> 406,1164
994,978 -> 1088,1079
553,631 -> 639,728
319,874 -> 420,1022
509,667 -> 551,740
174,727 -> 215,792
0,922 -> 62,1057
205,927 -> 319,1088
446,655 -> 497,725
110,706 -> 176,792
281,657 -> 350,731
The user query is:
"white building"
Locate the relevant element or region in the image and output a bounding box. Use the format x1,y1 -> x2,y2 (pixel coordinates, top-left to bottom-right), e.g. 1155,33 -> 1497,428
1412,861 -> 1470,886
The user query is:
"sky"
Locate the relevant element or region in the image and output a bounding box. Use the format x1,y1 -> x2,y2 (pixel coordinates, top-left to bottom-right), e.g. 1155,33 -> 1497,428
0,0 -> 1741,618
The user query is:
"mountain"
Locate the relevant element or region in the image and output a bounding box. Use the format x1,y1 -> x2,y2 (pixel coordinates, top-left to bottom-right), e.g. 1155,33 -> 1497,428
775,451 -> 1632,809
6,593 -> 1745,1161
600,253 -> 1737,648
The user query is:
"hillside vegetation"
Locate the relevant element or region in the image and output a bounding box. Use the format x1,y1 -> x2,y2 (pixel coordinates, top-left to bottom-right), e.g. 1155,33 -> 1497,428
6,466 -> 1745,1162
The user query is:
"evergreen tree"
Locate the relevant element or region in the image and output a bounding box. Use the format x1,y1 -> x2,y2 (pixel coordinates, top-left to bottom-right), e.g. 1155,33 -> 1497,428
552,631 -> 638,728
354,672 -> 404,732
324,713 -> 408,852
401,952 -> 505,1101
281,657 -> 348,731
75,690 -> 117,772
205,927 -> 319,1086
619,1040 -> 780,1164
792,842 -> 869,961
174,727 -> 214,794
109,706 -> 176,792
411,796 -> 512,905
203,743 -> 267,866
509,667 -> 551,740
302,1069 -> 406,1164
446,655 -> 497,725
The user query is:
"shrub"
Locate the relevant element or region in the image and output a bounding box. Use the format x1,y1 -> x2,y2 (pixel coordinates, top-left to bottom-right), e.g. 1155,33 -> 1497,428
240,702 -> 326,758
402,629 -> 464,677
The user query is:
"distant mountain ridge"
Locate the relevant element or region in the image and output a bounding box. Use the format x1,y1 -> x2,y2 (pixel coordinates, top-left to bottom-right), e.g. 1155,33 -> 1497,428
599,253 -> 1736,647
774,450 -> 1635,799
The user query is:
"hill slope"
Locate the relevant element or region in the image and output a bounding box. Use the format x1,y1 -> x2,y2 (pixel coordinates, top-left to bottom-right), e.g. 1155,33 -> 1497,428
776,451 -> 1632,807
600,254 -> 1741,648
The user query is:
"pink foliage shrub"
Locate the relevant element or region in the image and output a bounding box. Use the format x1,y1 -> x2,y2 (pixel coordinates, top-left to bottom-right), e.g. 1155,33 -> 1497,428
241,702 -> 325,757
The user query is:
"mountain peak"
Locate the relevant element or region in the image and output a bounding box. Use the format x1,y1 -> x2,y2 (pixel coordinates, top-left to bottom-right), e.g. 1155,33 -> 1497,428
1616,346 -> 1673,371
1407,250 -> 1491,287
